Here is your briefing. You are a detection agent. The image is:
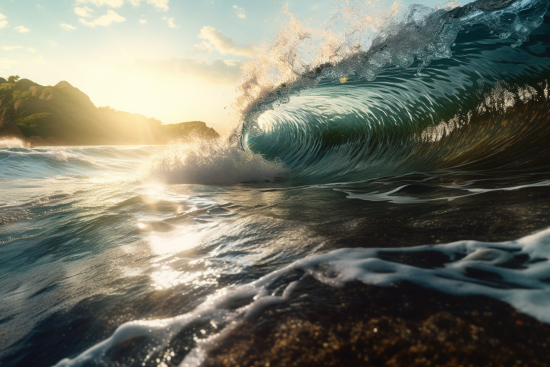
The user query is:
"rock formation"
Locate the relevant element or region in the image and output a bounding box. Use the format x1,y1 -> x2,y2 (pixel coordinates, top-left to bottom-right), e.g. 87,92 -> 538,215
0,77 -> 220,146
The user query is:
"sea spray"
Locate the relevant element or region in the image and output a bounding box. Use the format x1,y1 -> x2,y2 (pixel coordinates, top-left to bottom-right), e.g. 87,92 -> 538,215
0,138 -> 30,149
228,0 -> 550,184
140,138 -> 288,185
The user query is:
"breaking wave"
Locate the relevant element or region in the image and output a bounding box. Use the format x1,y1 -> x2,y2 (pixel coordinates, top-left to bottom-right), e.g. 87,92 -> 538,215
233,0 -> 550,184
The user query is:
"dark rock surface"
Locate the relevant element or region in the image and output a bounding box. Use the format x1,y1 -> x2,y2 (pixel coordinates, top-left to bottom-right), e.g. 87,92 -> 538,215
203,279 -> 550,367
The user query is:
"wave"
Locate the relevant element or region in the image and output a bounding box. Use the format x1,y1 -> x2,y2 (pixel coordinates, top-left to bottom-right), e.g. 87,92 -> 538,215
0,138 -> 30,148
0,145 -> 160,181
140,138 -> 288,185
232,0 -> 550,185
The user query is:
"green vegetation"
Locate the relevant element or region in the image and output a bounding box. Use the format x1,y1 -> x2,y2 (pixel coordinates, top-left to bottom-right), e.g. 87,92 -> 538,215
13,113 -> 52,136
7,75 -> 20,84
0,75 -> 21,91
12,90 -> 32,101
0,75 -> 220,146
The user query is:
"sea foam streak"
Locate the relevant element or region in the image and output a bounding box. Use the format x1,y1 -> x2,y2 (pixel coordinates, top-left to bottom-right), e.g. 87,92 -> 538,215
54,227 -> 550,367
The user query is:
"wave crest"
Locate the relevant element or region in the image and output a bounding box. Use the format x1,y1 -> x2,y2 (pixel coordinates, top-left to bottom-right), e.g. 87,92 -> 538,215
141,138 -> 288,185
230,0 -> 550,184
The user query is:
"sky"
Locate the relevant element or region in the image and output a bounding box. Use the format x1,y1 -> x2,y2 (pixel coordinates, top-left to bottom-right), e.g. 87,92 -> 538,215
0,0 -> 445,134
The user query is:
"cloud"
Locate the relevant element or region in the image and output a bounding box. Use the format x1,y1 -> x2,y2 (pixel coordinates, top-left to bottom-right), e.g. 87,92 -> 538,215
161,16 -> 177,28
2,46 -> 23,51
233,5 -> 246,19
15,25 -> 30,33
147,0 -> 169,11
192,41 -> 214,54
75,0 -> 124,8
75,6 -> 94,17
0,21 -> 7,28
60,23 -> 77,31
79,10 -> 126,27
2,46 -> 37,54
79,0 -> 168,11
139,19 -> 147,24
198,26 -> 256,57
49,40 -> 58,46
134,57 -> 243,85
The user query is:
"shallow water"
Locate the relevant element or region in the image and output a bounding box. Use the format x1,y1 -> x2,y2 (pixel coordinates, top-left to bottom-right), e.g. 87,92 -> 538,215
2,0 -> 550,366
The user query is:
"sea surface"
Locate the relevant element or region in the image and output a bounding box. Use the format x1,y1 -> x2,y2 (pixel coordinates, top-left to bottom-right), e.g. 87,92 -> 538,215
2,0 -> 550,365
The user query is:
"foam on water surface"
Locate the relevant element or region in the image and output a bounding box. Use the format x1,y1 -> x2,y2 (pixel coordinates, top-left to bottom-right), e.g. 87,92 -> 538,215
0,138 -> 30,148
140,139 -> 288,185
53,226 -> 550,367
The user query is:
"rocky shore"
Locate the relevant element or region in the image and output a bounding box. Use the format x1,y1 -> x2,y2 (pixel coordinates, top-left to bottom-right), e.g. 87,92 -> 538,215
203,280 -> 550,367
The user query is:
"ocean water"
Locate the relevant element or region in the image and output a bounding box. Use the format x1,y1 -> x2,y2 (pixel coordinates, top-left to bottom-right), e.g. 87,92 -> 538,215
2,0 -> 550,365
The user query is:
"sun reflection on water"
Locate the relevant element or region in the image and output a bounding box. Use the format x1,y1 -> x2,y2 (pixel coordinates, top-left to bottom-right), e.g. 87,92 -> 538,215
150,262 -> 221,290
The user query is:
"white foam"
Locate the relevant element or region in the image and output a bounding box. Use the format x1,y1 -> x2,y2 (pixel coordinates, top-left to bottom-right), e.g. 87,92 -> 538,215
140,138 -> 288,185
0,138 -> 29,148
55,227 -> 550,367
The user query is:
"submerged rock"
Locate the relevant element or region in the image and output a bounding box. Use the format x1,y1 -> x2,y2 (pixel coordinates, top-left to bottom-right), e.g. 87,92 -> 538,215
203,280 -> 550,367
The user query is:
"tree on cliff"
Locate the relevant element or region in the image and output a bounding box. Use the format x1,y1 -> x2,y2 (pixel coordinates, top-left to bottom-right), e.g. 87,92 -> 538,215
7,75 -> 20,84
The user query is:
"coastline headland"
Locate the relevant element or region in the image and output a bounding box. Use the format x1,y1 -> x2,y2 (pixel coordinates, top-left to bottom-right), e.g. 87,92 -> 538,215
0,76 -> 219,146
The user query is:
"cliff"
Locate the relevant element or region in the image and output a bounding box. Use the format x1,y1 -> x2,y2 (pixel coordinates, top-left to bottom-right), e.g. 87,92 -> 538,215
0,77 -> 219,146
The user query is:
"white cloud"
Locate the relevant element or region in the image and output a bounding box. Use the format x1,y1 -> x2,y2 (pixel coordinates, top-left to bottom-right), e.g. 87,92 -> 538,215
147,0 -> 169,11
233,5 -> 246,19
0,13 -> 9,30
60,23 -> 77,31
161,16 -> 177,28
75,6 -> 94,17
198,26 -> 256,57
2,45 -> 37,54
15,25 -> 30,33
2,46 -> 23,51
49,40 -> 58,46
134,57 -> 243,85
77,0 -> 168,10
79,10 -> 126,27
139,19 -> 147,24
75,0 -> 124,8
192,41 -> 214,54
